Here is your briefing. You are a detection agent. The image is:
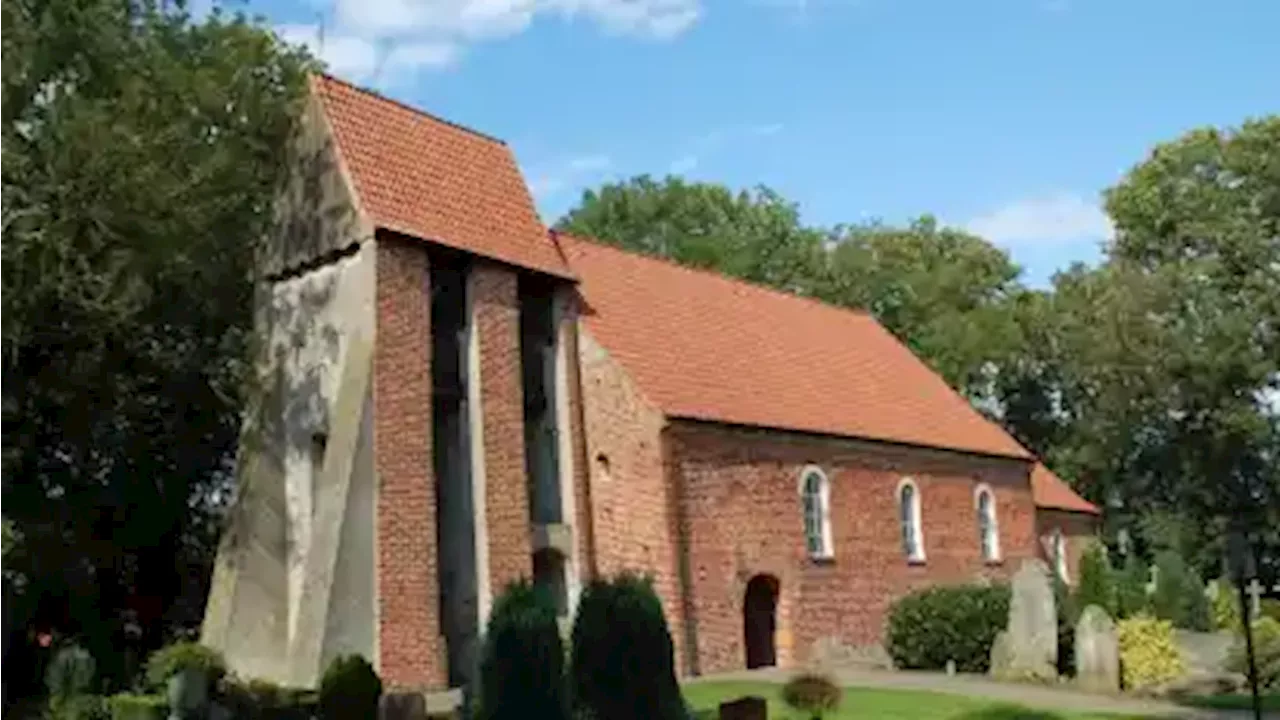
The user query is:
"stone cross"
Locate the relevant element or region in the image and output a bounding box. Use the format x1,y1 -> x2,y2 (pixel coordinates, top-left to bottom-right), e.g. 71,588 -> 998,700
1246,578 -> 1264,619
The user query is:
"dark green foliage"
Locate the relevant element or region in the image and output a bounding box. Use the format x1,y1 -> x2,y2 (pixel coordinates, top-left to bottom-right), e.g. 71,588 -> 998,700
1227,618 -> 1280,690
1152,552 -> 1211,631
47,645 -> 97,699
1116,555 -> 1151,619
1075,542 -> 1117,617
780,673 -> 842,720
107,694 -> 166,720
1262,599 -> 1280,624
885,583 -> 1011,673
478,580 -> 568,720
570,572 -> 685,720
1053,575 -> 1078,677
219,677 -> 317,720
318,655 -> 382,720
143,642 -> 226,691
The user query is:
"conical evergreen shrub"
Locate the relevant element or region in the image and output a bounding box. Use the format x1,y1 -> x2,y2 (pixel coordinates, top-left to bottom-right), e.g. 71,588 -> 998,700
570,573 -> 685,720
478,580 -> 568,720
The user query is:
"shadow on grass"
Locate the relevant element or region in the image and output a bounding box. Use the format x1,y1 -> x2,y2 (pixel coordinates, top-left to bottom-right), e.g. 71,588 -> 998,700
949,708 -> 1072,720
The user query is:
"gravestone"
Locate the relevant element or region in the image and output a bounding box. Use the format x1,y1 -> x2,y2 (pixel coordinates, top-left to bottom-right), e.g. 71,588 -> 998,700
989,630 -> 1013,678
1074,604 -> 1119,693
996,559 -> 1058,681
718,695 -> 767,720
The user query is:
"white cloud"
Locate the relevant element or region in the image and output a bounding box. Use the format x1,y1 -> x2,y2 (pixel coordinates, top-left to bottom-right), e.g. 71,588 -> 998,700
527,153 -> 613,200
965,192 -> 1113,247
280,0 -> 699,84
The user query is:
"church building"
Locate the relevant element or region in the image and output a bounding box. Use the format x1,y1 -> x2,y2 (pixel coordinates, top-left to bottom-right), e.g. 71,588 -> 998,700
201,74 -> 1098,706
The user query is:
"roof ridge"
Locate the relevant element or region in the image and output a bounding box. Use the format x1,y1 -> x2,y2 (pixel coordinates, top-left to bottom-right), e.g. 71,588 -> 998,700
553,230 -> 875,320
316,72 -> 508,146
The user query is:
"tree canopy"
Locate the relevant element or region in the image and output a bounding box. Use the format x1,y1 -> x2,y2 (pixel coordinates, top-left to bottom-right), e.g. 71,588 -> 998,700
2,0 -> 314,696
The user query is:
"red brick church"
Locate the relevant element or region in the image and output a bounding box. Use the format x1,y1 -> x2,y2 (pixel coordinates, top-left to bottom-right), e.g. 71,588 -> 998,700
201,74 -> 1099,704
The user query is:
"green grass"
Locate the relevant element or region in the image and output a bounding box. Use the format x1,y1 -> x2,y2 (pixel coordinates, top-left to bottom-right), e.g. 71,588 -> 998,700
683,682 -> 1145,720
1175,691 -> 1280,712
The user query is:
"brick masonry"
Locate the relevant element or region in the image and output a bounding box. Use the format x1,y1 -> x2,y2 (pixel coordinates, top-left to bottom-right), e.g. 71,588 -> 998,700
472,262 -> 533,596
668,421 -> 1037,676
1036,508 -> 1099,585
373,236 -> 444,689
577,330 -> 688,671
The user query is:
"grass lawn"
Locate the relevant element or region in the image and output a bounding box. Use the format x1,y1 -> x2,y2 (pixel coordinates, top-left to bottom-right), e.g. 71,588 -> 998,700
683,682 -> 1147,720
1175,691 -> 1280,712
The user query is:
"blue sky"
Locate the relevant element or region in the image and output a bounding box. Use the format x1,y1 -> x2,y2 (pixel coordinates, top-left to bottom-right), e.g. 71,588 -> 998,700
256,0 -> 1279,286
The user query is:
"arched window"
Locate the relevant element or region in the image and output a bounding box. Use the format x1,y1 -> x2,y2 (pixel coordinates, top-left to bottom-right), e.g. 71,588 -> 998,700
975,484 -> 1000,562
798,466 -> 833,559
898,478 -> 925,562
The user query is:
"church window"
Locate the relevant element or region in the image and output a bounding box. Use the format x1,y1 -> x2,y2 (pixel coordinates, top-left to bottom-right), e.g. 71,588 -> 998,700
1051,528 -> 1069,582
798,466 -> 833,559
975,484 -> 1000,562
898,478 -> 925,562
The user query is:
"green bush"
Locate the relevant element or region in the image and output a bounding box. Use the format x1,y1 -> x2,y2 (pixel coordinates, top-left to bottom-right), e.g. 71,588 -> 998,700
477,580 -> 568,720
570,572 -> 684,720
1227,617 -> 1280,690
1117,615 -> 1186,691
220,676 -> 317,720
1262,598 -> 1280,624
107,694 -> 166,720
1075,542 -> 1117,617
1211,579 -> 1241,632
318,654 -> 382,720
1151,551 -> 1210,631
885,583 -> 1010,673
144,642 -> 227,691
47,645 -> 97,699
1115,555 -> 1150,619
780,673 -> 842,720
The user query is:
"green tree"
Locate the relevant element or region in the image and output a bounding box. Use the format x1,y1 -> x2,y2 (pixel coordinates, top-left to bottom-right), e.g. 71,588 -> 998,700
2,0 -> 313,696
1116,555 -> 1151,620
556,175 -> 827,292
1075,541 -> 1117,618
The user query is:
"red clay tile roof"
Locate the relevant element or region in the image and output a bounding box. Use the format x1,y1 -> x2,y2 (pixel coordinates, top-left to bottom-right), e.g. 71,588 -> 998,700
312,74 -> 573,279
1031,463 -> 1100,514
560,233 -> 1033,460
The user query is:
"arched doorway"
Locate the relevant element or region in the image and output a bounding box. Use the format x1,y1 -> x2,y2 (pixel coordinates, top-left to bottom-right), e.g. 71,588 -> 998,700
743,574 -> 779,669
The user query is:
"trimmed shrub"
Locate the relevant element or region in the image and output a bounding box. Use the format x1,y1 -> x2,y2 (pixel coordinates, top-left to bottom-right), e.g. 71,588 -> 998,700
47,645 -> 97,699
1210,578 -> 1241,633
220,677 -> 317,720
1151,551 -> 1210,631
107,694 -> 166,720
1075,542 -> 1117,618
45,645 -> 103,720
143,642 -> 226,691
780,673 -> 842,720
570,572 -> 684,720
318,654 -> 382,720
885,583 -> 1010,673
1115,555 -> 1150,619
1227,617 -> 1280,690
477,580 -> 568,720
1117,615 -> 1186,692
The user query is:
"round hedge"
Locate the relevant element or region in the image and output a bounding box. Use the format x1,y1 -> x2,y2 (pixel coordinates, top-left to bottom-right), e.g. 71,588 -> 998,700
886,583 -> 1010,673
478,580 -> 568,720
318,654 -> 382,720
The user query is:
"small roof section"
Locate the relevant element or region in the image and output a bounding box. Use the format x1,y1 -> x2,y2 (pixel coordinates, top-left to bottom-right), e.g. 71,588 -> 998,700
312,74 -> 573,279
1031,463 -> 1100,514
560,233 -> 1032,460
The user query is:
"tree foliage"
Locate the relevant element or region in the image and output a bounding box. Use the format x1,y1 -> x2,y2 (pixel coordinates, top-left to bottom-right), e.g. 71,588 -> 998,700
2,0 -> 313,698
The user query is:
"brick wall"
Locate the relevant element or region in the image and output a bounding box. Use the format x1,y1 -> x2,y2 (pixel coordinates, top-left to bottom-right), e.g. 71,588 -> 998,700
576,330 -> 687,671
373,237 -> 444,689
1036,508 -> 1099,585
473,263 -> 533,595
668,421 -> 1036,676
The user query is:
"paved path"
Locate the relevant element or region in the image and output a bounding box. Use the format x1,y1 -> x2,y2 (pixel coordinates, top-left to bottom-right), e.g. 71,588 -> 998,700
690,667 -> 1269,719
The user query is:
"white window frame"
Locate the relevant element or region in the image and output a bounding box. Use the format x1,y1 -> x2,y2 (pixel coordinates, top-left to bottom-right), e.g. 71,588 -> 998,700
974,484 -> 1001,562
797,465 -> 834,560
897,477 -> 926,562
